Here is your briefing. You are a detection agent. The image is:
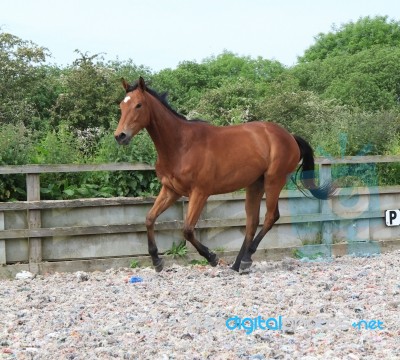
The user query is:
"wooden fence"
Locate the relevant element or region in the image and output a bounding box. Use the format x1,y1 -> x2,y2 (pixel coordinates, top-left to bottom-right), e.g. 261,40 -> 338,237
0,156 -> 399,277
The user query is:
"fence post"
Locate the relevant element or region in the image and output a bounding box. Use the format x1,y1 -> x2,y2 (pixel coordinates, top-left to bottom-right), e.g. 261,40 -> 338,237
320,163 -> 333,246
0,211 -> 5,264
26,173 -> 42,272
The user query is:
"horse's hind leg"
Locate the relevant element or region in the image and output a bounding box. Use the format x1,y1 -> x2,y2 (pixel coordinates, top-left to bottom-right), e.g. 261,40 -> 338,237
183,191 -> 219,266
240,173 -> 286,270
146,185 -> 180,272
231,179 -> 264,272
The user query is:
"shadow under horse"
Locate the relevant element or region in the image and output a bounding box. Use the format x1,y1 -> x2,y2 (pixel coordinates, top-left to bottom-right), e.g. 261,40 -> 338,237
114,77 -> 335,272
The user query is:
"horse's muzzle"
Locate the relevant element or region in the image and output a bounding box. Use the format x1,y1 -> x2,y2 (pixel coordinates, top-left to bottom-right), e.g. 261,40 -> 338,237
114,132 -> 131,145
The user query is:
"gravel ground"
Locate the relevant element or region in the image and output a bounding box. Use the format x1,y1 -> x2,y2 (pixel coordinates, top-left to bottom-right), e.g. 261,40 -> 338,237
1,251 -> 400,360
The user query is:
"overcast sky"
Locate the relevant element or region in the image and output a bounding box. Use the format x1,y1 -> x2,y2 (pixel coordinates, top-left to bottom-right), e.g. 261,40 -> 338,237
1,0 -> 399,71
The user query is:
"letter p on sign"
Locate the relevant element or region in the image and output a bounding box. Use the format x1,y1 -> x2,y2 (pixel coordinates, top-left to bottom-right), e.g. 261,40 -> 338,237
385,210 -> 400,226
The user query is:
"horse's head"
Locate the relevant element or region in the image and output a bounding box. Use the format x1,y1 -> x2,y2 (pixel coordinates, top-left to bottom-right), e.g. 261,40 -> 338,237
114,77 -> 151,145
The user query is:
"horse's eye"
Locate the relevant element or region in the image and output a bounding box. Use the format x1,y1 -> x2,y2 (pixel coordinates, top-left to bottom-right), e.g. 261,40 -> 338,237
136,103 -> 142,109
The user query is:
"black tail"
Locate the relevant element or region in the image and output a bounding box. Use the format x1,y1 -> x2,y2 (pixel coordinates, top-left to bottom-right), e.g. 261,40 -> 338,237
293,135 -> 336,200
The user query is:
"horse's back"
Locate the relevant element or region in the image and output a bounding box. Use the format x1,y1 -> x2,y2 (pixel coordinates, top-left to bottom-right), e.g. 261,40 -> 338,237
184,121 -> 301,194
208,121 -> 300,165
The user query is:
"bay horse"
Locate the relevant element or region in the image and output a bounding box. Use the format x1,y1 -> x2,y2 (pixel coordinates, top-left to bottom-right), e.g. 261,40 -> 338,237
114,77 -> 335,272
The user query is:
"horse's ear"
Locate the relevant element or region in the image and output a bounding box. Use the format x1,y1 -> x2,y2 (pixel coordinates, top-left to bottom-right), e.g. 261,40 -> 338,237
138,76 -> 146,92
121,78 -> 129,92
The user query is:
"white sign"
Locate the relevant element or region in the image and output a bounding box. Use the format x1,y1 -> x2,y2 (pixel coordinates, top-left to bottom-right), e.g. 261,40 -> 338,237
385,210 -> 400,226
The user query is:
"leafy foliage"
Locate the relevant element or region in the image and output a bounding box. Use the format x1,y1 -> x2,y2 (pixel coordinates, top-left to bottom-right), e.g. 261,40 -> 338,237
129,259 -> 139,268
299,16 -> 400,62
49,52 -> 120,130
189,259 -> 209,266
1,17 -> 400,201
194,78 -> 264,125
0,32 -> 50,127
0,122 -> 36,200
293,46 -> 400,111
165,241 -> 188,258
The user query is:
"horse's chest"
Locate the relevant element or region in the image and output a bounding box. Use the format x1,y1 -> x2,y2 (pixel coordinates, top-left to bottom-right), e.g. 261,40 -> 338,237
156,164 -> 191,196
161,175 -> 191,196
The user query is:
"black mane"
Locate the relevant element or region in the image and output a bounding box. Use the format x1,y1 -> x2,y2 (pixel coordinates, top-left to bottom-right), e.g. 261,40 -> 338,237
126,81 -> 188,121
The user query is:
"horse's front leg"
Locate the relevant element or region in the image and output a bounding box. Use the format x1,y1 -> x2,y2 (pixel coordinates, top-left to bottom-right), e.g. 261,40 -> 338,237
145,185 -> 180,272
183,191 -> 218,266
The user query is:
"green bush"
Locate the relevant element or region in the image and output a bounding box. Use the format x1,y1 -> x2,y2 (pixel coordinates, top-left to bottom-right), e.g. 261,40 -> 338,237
86,128 -> 160,198
28,122 -> 86,200
299,16 -> 400,62
36,125 -> 160,200
1,27 -> 400,202
293,46 -> 400,111
193,78 -> 264,125
49,53 -> 132,131
377,137 -> 400,186
0,123 -> 35,200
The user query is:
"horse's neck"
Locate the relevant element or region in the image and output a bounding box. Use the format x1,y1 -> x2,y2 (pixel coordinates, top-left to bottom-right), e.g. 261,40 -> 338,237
145,98 -> 186,163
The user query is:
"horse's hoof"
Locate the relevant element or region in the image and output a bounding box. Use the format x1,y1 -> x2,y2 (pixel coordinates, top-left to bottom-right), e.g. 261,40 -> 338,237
240,260 -> 253,270
154,258 -> 164,273
230,265 -> 240,272
209,253 -> 219,267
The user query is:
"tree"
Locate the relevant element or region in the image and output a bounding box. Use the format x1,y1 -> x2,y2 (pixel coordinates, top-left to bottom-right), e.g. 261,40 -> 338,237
293,46 -> 400,110
50,51 -> 121,130
205,51 -> 285,84
151,52 -> 285,116
151,61 -> 211,114
299,16 -> 400,62
0,32 -> 50,126
193,78 -> 265,125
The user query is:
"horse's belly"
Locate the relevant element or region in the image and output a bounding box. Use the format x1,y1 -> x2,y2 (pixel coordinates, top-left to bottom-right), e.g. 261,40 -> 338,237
208,162 -> 266,195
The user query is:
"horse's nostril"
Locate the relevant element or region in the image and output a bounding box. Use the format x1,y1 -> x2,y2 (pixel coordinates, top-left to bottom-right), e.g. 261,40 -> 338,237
115,132 -> 127,142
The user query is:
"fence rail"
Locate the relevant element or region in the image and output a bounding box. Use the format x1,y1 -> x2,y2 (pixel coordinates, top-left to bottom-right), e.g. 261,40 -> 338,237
1,155 -> 399,175
0,156 -> 399,277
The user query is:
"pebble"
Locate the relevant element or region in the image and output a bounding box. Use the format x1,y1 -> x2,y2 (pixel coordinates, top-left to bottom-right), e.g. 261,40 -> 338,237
1,251 -> 400,359
15,270 -> 34,280
75,271 -> 89,282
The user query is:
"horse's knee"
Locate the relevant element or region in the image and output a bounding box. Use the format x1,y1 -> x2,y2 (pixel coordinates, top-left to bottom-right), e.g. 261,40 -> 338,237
145,215 -> 155,229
